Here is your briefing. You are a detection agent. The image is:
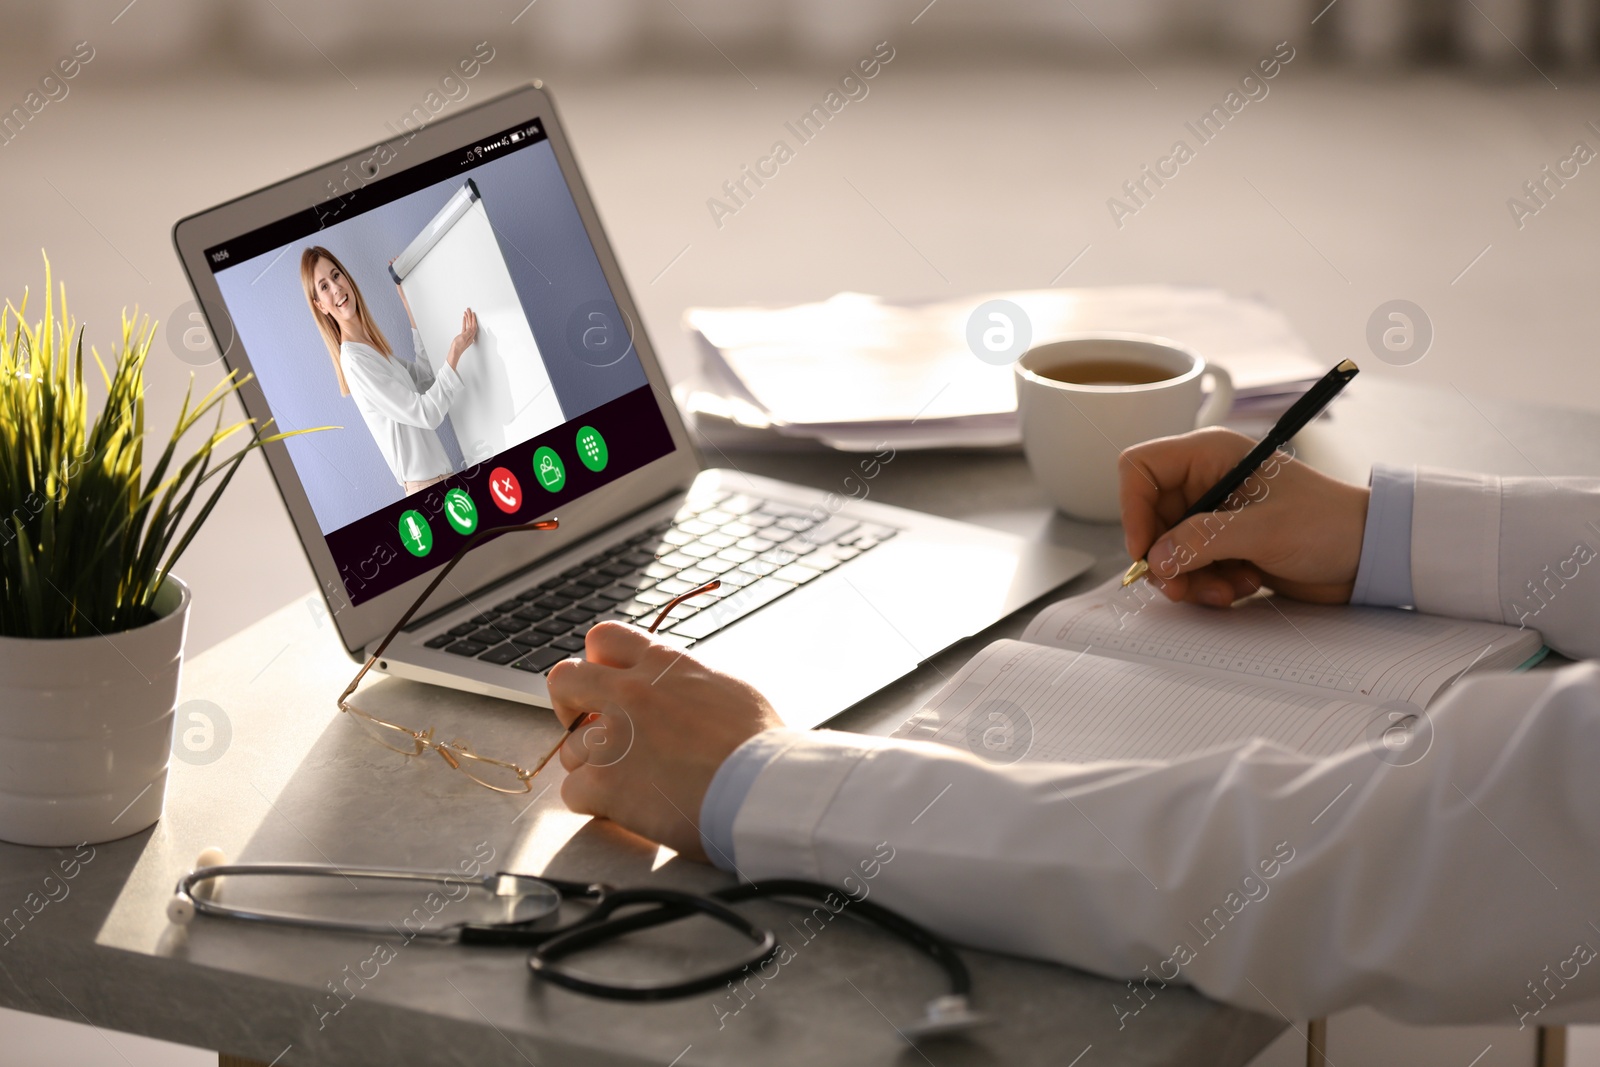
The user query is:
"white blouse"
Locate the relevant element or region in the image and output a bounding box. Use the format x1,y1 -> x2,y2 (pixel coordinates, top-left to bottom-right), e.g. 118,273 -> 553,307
340,329 -> 463,484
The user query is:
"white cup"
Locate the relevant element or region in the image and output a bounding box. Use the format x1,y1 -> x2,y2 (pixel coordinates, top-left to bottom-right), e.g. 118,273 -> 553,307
1015,334 -> 1234,522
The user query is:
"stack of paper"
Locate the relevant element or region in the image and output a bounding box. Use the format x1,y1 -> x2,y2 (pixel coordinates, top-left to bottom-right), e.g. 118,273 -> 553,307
676,286 -> 1329,451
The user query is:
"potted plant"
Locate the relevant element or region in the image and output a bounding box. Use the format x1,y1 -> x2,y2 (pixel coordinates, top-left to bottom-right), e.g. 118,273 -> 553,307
0,256 -> 320,846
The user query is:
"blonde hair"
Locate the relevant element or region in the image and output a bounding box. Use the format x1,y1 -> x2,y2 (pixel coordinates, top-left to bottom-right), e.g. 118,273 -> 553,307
300,246 -> 392,397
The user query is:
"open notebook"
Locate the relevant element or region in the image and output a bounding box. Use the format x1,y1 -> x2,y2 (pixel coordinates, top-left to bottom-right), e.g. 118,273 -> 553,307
893,581 -> 1546,763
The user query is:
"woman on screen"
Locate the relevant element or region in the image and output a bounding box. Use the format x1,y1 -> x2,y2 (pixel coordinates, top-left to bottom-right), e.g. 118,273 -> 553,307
300,246 -> 478,495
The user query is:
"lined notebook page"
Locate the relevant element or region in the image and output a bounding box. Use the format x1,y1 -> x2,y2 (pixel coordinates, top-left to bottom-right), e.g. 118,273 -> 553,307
893,639 -> 1383,762
1020,582 -> 1542,707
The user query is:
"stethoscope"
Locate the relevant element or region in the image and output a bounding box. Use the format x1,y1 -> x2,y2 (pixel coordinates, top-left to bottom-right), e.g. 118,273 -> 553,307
168,851 -> 987,1041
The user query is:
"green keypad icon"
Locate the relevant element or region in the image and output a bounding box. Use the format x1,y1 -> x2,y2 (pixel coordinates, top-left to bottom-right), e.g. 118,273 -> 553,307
533,446 -> 566,492
576,425 -> 608,472
443,487 -> 478,535
398,509 -> 433,557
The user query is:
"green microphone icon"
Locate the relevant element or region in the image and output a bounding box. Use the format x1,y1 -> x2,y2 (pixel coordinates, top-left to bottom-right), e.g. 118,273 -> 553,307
398,509 -> 433,557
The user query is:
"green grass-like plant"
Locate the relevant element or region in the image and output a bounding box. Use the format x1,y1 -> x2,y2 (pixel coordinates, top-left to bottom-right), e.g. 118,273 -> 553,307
0,255 -> 326,638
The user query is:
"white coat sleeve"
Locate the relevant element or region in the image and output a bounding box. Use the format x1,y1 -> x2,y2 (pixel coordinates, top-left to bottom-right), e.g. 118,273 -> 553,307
342,342 -> 462,430
725,470 -> 1600,1027
1410,468 -> 1600,660
732,668 -> 1600,1027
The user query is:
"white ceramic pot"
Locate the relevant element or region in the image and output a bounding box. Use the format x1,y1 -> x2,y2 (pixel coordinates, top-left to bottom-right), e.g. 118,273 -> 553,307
0,576 -> 190,846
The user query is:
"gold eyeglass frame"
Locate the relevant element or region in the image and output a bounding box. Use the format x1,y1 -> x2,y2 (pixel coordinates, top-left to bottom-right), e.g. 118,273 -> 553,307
336,515 -> 719,794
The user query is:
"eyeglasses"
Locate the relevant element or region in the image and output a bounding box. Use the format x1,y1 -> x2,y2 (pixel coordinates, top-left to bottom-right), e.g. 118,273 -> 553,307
337,516 -> 719,793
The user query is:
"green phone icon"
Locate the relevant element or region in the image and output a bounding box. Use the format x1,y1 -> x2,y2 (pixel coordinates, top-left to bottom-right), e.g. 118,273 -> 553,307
443,487 -> 478,535
533,446 -> 566,492
398,509 -> 433,557
575,425 -> 608,472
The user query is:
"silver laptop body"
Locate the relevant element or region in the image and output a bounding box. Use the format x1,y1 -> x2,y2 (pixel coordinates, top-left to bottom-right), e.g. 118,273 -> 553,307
173,83 -> 1092,729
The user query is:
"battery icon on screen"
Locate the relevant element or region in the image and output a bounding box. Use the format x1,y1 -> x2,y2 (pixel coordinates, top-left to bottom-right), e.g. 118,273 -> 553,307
509,131 -> 524,143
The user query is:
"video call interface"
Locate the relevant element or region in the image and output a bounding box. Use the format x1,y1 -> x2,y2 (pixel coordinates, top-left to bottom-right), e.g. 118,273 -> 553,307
206,119 -> 675,606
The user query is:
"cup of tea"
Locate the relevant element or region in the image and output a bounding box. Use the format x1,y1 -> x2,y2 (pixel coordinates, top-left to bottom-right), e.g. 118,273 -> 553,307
1014,334 -> 1234,522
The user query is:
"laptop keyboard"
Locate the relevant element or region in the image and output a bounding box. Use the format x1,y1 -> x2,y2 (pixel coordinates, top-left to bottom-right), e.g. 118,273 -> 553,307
419,492 -> 897,676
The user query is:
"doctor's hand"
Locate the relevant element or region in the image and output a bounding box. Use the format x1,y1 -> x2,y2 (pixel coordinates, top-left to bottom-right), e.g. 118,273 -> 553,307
1119,427 -> 1370,606
546,622 -> 782,861
446,308 -> 478,370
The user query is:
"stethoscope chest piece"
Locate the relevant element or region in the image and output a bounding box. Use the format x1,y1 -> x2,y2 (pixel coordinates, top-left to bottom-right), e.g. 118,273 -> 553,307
900,993 -> 990,1041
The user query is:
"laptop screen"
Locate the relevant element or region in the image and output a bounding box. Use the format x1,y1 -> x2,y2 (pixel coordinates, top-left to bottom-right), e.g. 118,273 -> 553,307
203,118 -> 675,606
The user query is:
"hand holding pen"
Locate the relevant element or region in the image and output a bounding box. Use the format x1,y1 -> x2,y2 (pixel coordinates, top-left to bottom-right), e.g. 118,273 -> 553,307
1118,361 -> 1371,607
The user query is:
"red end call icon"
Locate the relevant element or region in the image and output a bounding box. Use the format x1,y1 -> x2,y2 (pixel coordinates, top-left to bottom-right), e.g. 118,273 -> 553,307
488,467 -> 522,513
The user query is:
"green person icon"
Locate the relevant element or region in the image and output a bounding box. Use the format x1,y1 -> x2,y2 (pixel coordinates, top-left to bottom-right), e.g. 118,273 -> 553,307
398,509 -> 433,557
575,425 -> 609,472
443,488 -> 478,535
533,446 -> 566,492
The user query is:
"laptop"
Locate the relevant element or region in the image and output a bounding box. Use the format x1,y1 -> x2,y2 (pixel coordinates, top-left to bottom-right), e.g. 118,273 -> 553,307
172,82 -> 1093,729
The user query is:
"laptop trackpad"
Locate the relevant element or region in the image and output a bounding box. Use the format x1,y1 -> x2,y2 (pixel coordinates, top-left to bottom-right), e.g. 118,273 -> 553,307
688,580 -> 923,730
689,532 -> 1029,729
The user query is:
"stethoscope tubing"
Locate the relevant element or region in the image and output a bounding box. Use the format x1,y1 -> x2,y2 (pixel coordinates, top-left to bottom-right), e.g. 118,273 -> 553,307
717,880 -> 973,998
526,888 -> 781,1000
171,865 -> 967,1006
522,879 -> 970,1002
172,863 -> 574,940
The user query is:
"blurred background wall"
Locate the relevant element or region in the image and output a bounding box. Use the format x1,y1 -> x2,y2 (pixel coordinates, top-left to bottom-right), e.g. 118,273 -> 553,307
6,0 -> 1600,71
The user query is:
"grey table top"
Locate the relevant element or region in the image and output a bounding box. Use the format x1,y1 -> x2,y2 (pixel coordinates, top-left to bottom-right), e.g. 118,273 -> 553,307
4,378 -> 1597,1067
